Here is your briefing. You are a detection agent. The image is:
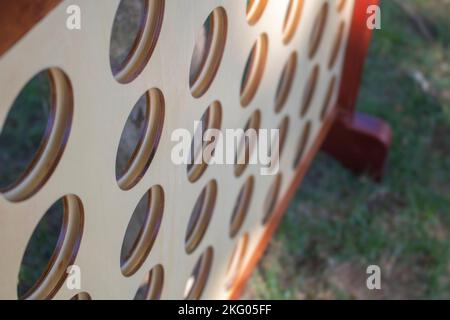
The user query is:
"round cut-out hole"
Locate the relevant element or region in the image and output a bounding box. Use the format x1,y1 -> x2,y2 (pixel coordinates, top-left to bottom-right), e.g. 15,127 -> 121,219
110,0 -> 164,84
328,22 -> 345,69
300,65 -> 320,117
278,116 -> 290,157
309,2 -> 329,58
262,174 -> 282,224
293,121 -> 312,168
189,7 -> 227,98
120,185 -> 164,277
269,116 -> 290,168
0,72 -> 50,189
116,88 -> 164,190
240,34 -> 269,107
109,0 -> 145,72
234,110 -> 261,177
0,68 -> 73,202
246,0 -> 268,25
134,264 -> 164,300
229,177 -> 254,238
185,181 -> 217,254
71,292 -> 92,300
282,0 -> 304,44
18,195 -> 84,299
275,52 -> 297,113
226,234 -> 248,291
184,247 -> 214,300
320,76 -> 336,120
187,102 -> 222,183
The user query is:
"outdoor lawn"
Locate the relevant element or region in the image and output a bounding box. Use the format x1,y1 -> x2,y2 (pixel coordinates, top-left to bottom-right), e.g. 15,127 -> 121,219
246,0 -> 450,299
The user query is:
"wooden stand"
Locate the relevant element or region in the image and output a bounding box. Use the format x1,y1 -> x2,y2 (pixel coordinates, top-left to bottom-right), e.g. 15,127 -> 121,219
322,112 -> 392,181
322,0 -> 391,180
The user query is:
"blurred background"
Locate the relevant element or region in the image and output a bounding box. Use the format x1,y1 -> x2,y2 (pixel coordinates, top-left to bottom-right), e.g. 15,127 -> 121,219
245,0 -> 450,299
1,0 -> 449,299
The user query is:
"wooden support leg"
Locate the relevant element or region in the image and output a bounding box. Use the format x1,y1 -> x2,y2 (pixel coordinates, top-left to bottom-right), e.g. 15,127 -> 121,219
321,0 -> 391,180
322,112 -> 392,181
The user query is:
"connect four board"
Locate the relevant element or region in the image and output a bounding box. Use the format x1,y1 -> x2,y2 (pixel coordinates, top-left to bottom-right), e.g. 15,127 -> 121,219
0,0 -> 359,299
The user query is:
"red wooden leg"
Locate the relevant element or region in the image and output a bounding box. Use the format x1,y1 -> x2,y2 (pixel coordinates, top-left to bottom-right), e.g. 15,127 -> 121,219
321,0 -> 390,181
322,112 -> 392,181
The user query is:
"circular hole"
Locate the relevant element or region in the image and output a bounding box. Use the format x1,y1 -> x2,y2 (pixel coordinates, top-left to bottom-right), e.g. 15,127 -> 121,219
184,246 -> 214,300
0,72 -> 50,190
71,292 -> 92,300
187,102 -> 222,183
225,233 -> 248,291
110,0 -> 165,84
0,68 -> 73,202
189,7 -> 228,98
109,0 -> 146,73
134,264 -> 164,300
265,117 -> 289,175
320,76 -> 336,121
309,2 -> 329,58
337,0 -> 347,12
275,52 -> 297,113
116,88 -> 164,190
271,116 -> 290,161
229,177 -> 254,238
185,180 -> 217,254
328,22 -> 345,70
246,0 -> 268,25
300,65 -> 320,117
278,116 -> 290,158
120,185 -> 164,277
293,121 -> 312,168
17,195 -> 84,299
240,34 -> 269,107
282,0 -> 304,44
262,174 -> 282,224
234,110 -> 261,177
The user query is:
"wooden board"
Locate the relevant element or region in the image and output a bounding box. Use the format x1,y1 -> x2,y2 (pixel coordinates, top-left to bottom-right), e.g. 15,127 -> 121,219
0,0 -> 355,299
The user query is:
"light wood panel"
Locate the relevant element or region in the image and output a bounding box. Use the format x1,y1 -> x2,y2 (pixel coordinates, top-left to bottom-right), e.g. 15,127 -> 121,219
0,0 -> 355,299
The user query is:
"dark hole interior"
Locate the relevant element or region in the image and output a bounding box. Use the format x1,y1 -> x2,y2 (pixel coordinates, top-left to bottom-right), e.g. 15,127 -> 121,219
115,93 -> 148,179
187,108 -> 210,173
185,187 -> 206,243
120,191 -> 150,264
17,199 -> 64,298
189,15 -> 214,87
110,0 -> 146,74
0,71 -> 51,189
240,44 -> 256,95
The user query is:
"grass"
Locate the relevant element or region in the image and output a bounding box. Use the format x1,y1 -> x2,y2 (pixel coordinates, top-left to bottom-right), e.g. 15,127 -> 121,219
246,0 -> 450,299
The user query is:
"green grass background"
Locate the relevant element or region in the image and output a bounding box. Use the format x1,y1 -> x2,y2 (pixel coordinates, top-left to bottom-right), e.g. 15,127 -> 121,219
246,0 -> 450,299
